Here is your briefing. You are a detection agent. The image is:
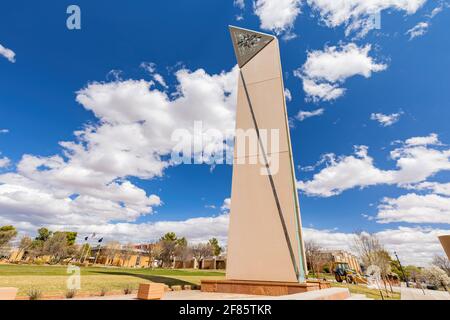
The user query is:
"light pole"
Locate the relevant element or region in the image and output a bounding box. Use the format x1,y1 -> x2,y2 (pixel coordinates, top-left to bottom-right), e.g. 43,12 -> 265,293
394,251 -> 409,288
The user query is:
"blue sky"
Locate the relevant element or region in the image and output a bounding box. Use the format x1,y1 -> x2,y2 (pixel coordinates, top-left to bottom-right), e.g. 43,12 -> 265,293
0,1 -> 449,265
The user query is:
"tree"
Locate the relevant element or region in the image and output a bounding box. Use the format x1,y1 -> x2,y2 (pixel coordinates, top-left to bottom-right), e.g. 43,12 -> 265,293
352,232 -> 383,267
14,236 -> 33,260
103,241 -> 121,265
35,228 -> 52,242
432,255 -> 450,276
144,242 -> 163,268
208,238 -> 222,257
305,240 -> 326,278
191,243 -> 213,269
405,265 -> 422,283
0,225 -> 18,248
53,231 -> 77,246
352,232 -> 393,294
159,233 -> 179,267
120,243 -> 135,266
160,232 -> 177,242
28,240 -> 45,259
42,232 -> 70,263
421,266 -> 450,291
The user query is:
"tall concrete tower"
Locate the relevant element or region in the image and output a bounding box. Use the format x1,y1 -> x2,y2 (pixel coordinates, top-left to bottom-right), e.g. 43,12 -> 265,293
225,26 -> 307,284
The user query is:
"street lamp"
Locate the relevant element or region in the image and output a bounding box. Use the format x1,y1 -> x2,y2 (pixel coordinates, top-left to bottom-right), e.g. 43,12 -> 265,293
394,251 -> 409,288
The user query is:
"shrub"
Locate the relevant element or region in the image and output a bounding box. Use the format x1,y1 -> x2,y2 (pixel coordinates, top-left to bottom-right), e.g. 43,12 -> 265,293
123,284 -> 134,295
100,287 -> 108,296
65,289 -> 77,299
28,288 -> 42,300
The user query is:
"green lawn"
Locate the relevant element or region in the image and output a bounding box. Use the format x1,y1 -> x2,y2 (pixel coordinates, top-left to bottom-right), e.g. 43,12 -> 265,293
0,264 -> 225,297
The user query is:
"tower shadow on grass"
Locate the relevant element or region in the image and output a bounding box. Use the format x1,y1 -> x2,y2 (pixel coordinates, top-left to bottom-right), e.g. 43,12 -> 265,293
92,271 -> 194,287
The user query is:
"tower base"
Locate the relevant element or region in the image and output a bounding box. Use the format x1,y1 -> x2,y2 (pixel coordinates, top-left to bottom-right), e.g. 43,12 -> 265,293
201,279 -> 331,296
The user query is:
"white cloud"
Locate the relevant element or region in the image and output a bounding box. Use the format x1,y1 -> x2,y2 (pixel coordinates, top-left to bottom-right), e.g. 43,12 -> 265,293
404,133 -> 441,146
221,198 -> 231,212
370,112 -> 403,126
284,88 -> 292,102
0,156 -> 10,168
298,134 -> 450,197
406,22 -> 429,40
307,0 -> 427,37
0,212 -> 230,245
296,108 -> 324,121
407,182 -> 450,196
234,0 -> 245,9
298,145 -> 394,197
376,193 -> 450,224
0,129 -> 9,134
140,62 -> 157,74
0,43 -> 15,63
295,43 -> 387,102
0,65 -> 239,229
254,0 -> 301,35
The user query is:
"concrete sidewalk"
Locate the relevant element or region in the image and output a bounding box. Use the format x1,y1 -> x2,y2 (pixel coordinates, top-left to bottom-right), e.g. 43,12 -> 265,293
401,287 -> 450,300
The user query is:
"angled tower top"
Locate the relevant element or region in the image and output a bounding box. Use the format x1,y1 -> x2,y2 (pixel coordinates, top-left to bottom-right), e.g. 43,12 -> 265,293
229,26 -> 275,68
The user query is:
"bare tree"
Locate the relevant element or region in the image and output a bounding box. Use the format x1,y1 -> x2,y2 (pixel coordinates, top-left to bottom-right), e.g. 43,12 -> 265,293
432,255 -> 450,276
352,232 -> 383,267
143,243 -> 162,268
191,243 -> 213,269
15,236 -> 33,261
352,232 -> 393,294
120,243 -> 135,267
103,241 -> 121,265
305,240 -> 326,278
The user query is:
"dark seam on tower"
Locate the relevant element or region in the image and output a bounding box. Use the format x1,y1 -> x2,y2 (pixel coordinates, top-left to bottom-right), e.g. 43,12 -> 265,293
239,70 -> 300,280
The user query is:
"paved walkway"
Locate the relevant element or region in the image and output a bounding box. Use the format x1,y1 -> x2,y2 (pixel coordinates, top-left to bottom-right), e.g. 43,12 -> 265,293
401,287 -> 450,300
71,288 -> 353,300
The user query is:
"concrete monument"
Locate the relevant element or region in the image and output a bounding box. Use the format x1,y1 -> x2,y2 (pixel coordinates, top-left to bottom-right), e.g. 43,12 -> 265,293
201,27 -> 325,296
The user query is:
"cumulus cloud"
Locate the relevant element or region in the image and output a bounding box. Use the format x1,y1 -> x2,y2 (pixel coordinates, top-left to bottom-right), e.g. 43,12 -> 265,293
0,156 -> 10,168
254,0 -> 302,35
407,181 -> 450,196
404,133 -> 441,146
295,43 -> 387,102
371,112 -> 403,126
284,89 -> 292,102
304,226 -> 449,266
296,108 -> 324,121
0,212 -> 230,245
376,193 -> 450,224
0,65 -> 239,230
298,134 -> 450,197
221,198 -> 231,212
0,43 -> 15,63
234,0 -> 245,9
406,22 -> 429,40
307,0 -> 427,37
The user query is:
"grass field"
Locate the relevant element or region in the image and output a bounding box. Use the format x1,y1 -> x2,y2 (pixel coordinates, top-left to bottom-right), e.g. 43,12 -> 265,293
0,264 -> 225,297
0,264 -> 400,299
